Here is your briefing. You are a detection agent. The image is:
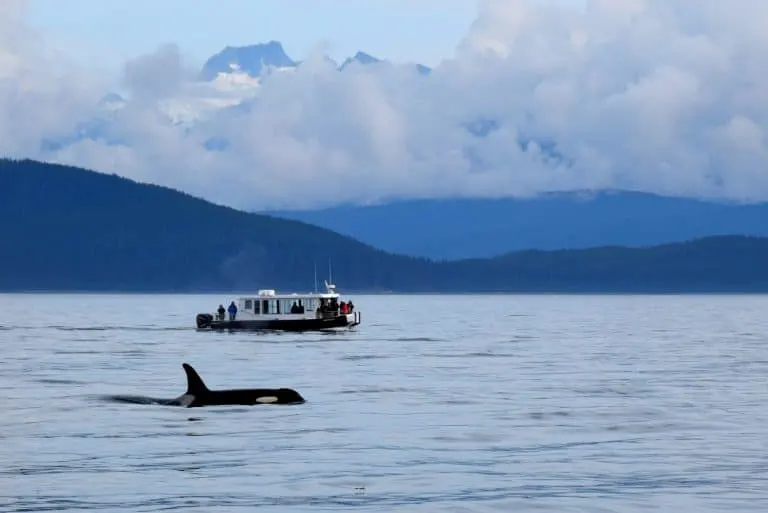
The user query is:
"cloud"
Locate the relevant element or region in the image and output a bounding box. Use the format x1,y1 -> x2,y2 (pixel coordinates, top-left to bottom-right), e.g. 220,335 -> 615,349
121,43 -> 188,104
3,0 -> 768,210
0,0 -> 108,156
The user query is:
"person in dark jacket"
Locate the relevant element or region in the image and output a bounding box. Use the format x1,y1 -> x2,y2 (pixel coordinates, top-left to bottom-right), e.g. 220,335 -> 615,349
217,304 -> 226,321
228,301 -> 238,321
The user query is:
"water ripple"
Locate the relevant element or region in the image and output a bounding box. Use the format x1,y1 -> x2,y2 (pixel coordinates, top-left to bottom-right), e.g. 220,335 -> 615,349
1,293 -> 768,512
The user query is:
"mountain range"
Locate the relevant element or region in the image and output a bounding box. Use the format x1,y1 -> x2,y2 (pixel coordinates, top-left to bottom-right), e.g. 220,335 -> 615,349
2,158 -> 767,293
199,41 -> 431,81
264,192 -> 768,260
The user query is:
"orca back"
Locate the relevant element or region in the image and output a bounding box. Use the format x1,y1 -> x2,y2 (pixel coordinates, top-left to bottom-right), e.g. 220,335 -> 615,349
178,363 -> 305,407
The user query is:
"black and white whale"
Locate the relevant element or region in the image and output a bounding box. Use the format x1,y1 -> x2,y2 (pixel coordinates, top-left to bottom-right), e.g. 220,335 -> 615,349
103,363 -> 306,407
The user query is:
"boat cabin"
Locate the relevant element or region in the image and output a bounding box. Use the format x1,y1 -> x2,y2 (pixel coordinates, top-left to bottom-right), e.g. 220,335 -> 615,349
197,280 -> 361,331
229,283 -> 355,320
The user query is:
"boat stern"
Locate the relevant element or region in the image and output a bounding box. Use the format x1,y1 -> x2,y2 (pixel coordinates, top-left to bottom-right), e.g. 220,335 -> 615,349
345,311 -> 362,327
196,313 -> 214,329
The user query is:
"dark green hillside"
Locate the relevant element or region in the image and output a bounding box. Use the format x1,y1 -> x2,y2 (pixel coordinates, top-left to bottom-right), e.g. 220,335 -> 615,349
445,236 -> 767,292
0,158 -> 429,292
2,158 -> 768,293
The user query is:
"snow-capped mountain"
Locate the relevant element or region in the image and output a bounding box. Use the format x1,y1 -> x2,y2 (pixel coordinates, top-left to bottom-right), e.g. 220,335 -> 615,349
40,41 -> 432,152
199,40 -> 298,81
339,51 -> 382,70
97,92 -> 129,112
339,51 -> 431,76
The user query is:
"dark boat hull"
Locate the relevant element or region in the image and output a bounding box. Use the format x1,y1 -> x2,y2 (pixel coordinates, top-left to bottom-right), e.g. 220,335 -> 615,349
196,312 -> 361,332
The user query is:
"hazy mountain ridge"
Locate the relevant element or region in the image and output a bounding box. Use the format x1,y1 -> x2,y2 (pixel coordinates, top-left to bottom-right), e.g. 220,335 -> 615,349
201,42 -> 431,80
264,191 -> 768,260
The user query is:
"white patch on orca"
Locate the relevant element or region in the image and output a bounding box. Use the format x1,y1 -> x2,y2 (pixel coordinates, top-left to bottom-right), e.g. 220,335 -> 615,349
256,396 -> 279,404
177,394 -> 196,407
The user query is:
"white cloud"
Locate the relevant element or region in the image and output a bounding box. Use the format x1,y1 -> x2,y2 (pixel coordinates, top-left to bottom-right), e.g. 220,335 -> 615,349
3,0 -> 768,210
120,43 -> 189,105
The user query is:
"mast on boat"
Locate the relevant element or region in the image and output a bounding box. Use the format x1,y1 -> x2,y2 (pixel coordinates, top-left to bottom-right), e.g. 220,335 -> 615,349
324,258 -> 336,294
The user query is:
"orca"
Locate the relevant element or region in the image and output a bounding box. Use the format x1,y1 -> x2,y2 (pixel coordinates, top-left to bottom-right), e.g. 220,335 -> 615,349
103,363 -> 305,408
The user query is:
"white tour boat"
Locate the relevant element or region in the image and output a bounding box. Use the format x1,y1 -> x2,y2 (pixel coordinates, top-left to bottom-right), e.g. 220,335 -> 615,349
195,281 -> 361,332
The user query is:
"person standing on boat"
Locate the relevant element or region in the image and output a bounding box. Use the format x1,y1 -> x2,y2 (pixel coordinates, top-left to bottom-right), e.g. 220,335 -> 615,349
228,301 -> 238,321
217,304 -> 226,321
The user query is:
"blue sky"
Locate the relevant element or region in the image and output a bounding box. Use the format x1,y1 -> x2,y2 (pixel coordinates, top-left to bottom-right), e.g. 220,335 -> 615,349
27,0 -> 479,70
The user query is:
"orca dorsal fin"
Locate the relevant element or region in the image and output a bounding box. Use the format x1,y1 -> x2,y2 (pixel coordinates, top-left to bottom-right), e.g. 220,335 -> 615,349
182,363 -> 210,395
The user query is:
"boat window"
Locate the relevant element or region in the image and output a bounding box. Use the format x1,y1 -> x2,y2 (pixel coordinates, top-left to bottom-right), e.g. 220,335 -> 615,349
245,299 -> 252,310
265,299 -> 280,314
282,299 -> 295,313
262,299 -> 269,314
254,301 -> 261,314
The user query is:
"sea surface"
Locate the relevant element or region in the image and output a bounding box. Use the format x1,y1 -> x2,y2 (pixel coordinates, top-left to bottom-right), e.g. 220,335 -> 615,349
1,293 -> 767,512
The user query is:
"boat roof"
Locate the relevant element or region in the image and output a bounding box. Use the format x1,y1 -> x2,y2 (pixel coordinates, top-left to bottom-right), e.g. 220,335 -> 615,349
237,284 -> 346,301
240,291 -> 338,300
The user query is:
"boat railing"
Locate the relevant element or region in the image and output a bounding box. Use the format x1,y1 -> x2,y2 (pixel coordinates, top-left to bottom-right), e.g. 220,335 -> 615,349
208,305 -> 357,320
316,306 -> 358,319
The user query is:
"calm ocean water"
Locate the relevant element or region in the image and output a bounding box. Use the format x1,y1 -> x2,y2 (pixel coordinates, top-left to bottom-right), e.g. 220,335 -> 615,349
1,293 -> 767,512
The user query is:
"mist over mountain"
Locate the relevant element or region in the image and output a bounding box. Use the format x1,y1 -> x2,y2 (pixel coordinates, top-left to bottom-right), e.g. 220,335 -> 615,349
2,0 -> 767,215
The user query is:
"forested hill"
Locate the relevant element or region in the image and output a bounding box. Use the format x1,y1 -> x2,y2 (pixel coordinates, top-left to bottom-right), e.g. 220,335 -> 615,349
2,158 -> 768,293
0,158 -> 413,292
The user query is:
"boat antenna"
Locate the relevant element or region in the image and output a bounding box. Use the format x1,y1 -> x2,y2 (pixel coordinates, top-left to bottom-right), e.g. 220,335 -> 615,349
328,258 -> 333,285
313,260 -> 318,293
